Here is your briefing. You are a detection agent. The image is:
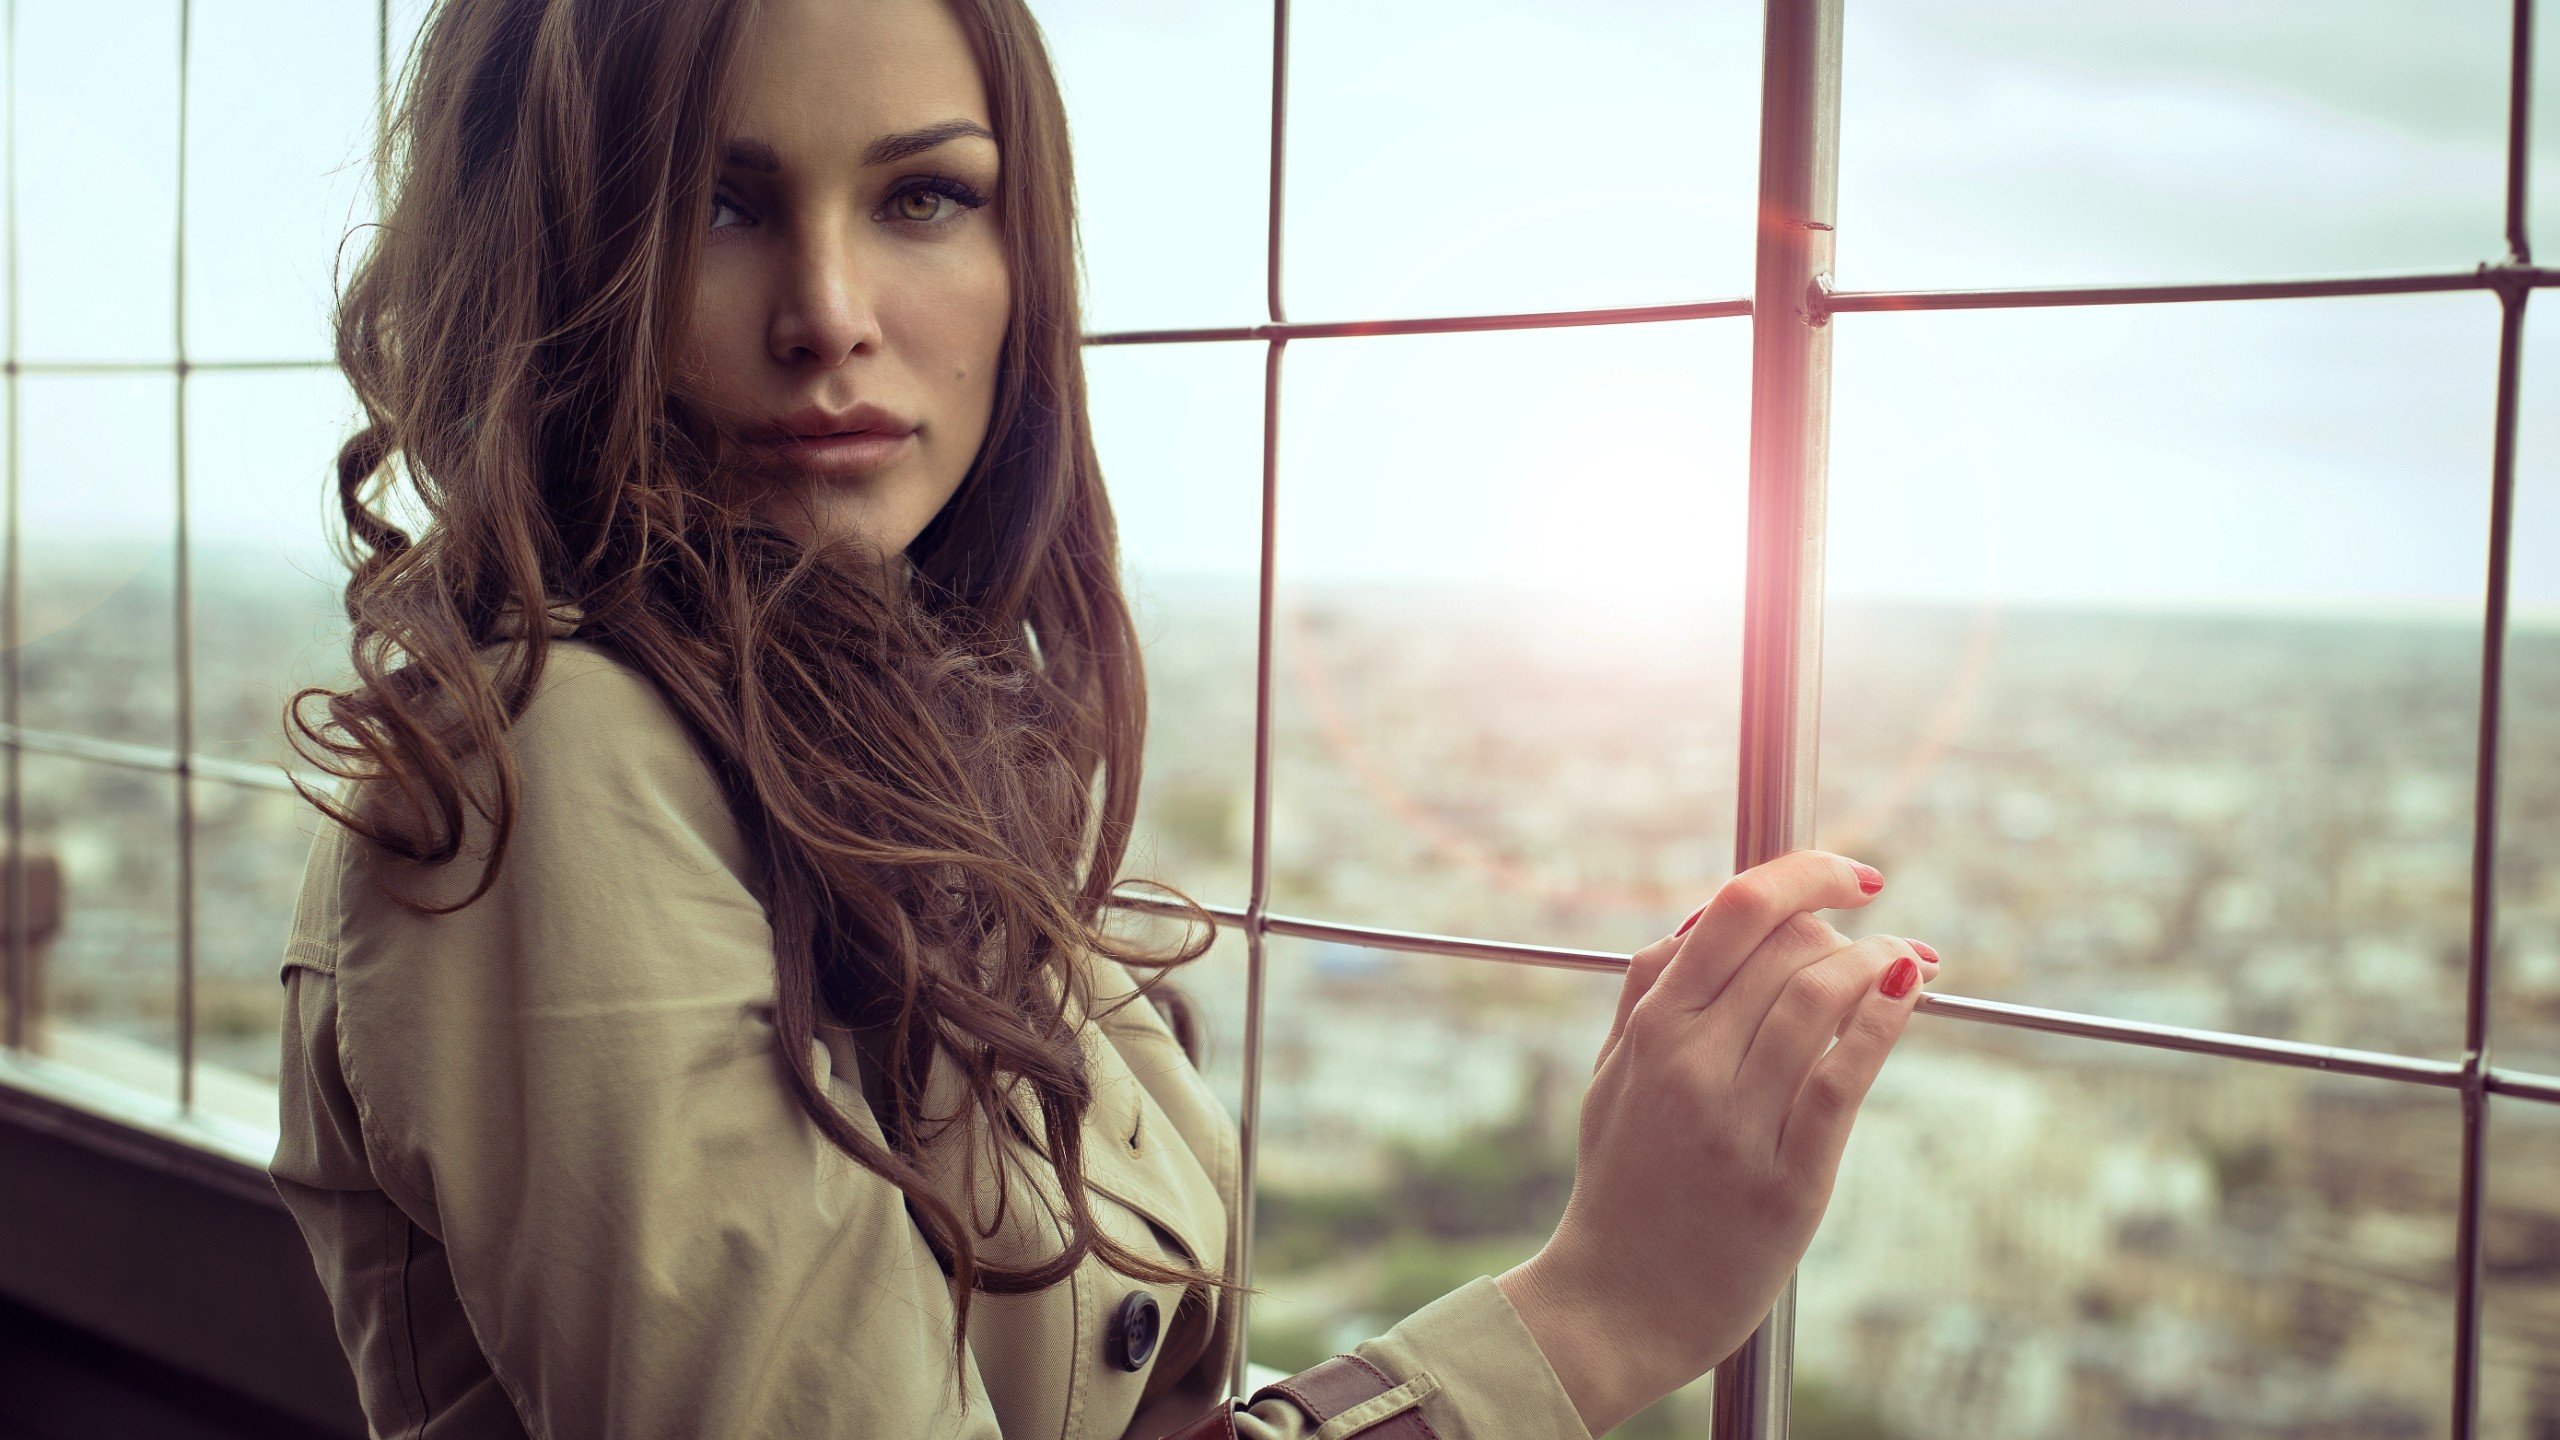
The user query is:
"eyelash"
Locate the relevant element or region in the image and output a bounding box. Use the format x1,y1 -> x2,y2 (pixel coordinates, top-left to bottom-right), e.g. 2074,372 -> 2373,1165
708,176 -> 990,234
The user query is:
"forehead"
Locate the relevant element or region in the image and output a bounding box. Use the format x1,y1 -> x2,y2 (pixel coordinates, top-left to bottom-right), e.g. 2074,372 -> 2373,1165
729,0 -> 992,155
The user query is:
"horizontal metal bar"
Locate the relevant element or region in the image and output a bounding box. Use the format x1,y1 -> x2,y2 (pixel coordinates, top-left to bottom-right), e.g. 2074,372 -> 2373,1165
1914,990 -> 2466,1087
2490,1069 -> 2560,1104
7,297 -> 1753,376
1085,295 -> 1753,348
1115,891 -> 1626,972
2,724 -> 178,774
1105,890 -> 2560,1102
1821,263 -> 2558,317
188,751 -> 324,796
0,723 -> 325,797
1265,907 -> 1630,974
2,357 -> 336,376
44,265 -> 2544,365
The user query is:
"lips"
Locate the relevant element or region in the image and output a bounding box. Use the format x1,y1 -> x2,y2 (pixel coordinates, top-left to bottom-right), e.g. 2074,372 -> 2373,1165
758,426 -> 916,482
771,401 -> 916,444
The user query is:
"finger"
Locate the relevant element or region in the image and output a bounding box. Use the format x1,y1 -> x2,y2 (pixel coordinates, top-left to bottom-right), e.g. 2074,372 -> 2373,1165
1654,849 -> 1886,1015
1596,903 -> 1707,1075
1855,937 -> 1940,1039
1690,907 -> 1853,1069
1730,934 -> 1925,1109
1773,945 -> 1930,1193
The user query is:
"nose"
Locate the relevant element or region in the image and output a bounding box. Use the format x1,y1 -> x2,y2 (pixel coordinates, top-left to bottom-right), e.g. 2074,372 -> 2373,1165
766,223 -> 882,369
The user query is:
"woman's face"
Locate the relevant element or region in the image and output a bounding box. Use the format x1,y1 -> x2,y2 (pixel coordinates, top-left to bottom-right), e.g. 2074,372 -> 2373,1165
677,0 -> 1009,558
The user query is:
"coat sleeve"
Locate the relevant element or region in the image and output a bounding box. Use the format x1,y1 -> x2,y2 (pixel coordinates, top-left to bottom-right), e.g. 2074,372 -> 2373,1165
1152,1275 -> 1596,1440
327,651 -> 1006,1439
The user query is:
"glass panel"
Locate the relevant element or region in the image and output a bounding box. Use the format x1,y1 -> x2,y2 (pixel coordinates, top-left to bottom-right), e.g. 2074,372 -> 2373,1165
1268,320 -> 1750,952
189,774 -> 323,1114
1029,0 -> 1269,334
1087,340 -> 1265,910
2498,301 -> 2560,1078
1824,294 -> 2500,1058
22,373 -> 179,749
184,0 -> 379,362
1840,0 -> 2514,290
186,368 -> 360,770
1236,943 -> 1722,1427
16,0 -> 180,363
1280,0 -> 1758,322
1800,1023 -> 2460,1436
2481,1096 -> 2560,1437
20,753 -> 181,1104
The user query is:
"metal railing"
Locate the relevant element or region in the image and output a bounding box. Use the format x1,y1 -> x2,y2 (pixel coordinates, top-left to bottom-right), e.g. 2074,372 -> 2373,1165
0,1 -> 2551,1437
1091,2 -> 2556,1436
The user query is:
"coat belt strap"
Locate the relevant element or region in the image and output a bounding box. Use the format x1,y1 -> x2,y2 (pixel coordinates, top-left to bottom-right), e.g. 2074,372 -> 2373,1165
1162,1354 -> 1437,1438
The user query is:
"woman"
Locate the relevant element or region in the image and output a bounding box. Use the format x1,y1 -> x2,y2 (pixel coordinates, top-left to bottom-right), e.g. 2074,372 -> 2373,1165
268,0 -> 1942,1435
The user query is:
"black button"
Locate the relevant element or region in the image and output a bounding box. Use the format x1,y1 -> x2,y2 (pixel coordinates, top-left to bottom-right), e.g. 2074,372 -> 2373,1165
1107,1291 -> 1161,1371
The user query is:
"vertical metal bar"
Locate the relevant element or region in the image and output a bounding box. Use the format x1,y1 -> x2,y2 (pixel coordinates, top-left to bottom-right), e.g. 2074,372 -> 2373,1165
378,0 -> 392,138
2452,4 -> 2535,1431
1227,0 -> 1290,1403
1230,337 -> 1282,1401
2450,283 -> 2523,1440
173,0 -> 197,1113
2503,0 -> 2535,268
1262,0 -> 1288,332
1,0 -> 18,1058
1720,1 -> 1842,1437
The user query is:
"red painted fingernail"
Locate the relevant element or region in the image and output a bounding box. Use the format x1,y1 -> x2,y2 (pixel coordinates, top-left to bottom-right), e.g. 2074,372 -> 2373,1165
1852,862 -> 1884,895
1881,956 -> 1919,998
1911,939 -> 1938,964
1675,902 -> 1708,937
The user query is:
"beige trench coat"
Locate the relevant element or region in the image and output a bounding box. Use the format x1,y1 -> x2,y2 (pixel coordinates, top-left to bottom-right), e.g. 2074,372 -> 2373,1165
269,610 -> 1596,1440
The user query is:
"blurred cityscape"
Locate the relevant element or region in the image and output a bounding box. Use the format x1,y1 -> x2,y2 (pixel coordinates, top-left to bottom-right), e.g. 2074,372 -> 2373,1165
1120,571 -> 2560,1440
10,552 -> 2560,1439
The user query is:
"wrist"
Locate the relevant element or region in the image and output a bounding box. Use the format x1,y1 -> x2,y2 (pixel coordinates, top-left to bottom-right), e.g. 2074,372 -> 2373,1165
1493,1254 -> 1668,1438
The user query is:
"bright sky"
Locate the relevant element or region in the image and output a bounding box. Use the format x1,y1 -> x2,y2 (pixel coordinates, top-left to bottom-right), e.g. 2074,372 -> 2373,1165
17,0 -> 2560,623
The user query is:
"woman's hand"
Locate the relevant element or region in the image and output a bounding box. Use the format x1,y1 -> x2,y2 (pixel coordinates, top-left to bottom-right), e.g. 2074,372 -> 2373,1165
1496,849 -> 1937,1436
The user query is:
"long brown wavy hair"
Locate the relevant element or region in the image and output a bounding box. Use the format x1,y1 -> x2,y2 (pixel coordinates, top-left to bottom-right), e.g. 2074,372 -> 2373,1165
284,0 -> 1252,1404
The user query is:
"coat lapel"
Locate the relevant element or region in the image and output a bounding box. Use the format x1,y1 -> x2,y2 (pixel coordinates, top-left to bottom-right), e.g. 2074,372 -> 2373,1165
1008,954 -> 1232,1290
1068,957 -> 1244,1409
865,949 -> 1243,1429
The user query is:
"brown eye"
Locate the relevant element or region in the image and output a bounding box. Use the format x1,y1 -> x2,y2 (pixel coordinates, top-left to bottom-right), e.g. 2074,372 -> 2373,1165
881,177 -> 988,229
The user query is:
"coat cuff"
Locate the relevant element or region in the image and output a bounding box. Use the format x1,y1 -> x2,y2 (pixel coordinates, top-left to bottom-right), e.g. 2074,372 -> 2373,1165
1342,1274 -> 1595,1440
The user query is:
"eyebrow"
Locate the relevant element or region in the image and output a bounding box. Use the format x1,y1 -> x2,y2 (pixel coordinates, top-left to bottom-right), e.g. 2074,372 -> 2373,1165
721,119 -> 997,175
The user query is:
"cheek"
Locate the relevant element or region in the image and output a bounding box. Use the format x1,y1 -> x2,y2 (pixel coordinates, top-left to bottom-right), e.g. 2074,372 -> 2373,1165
679,265 -> 761,406
974,253 -> 1011,358
914,249 -> 1009,409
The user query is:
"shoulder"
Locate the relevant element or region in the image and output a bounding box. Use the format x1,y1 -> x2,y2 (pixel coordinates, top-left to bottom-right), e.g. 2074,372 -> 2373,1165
317,641 -> 789,1220
328,637 -> 776,1030
350,637 -> 762,906
432,637 -> 717,807
479,638 -> 697,769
